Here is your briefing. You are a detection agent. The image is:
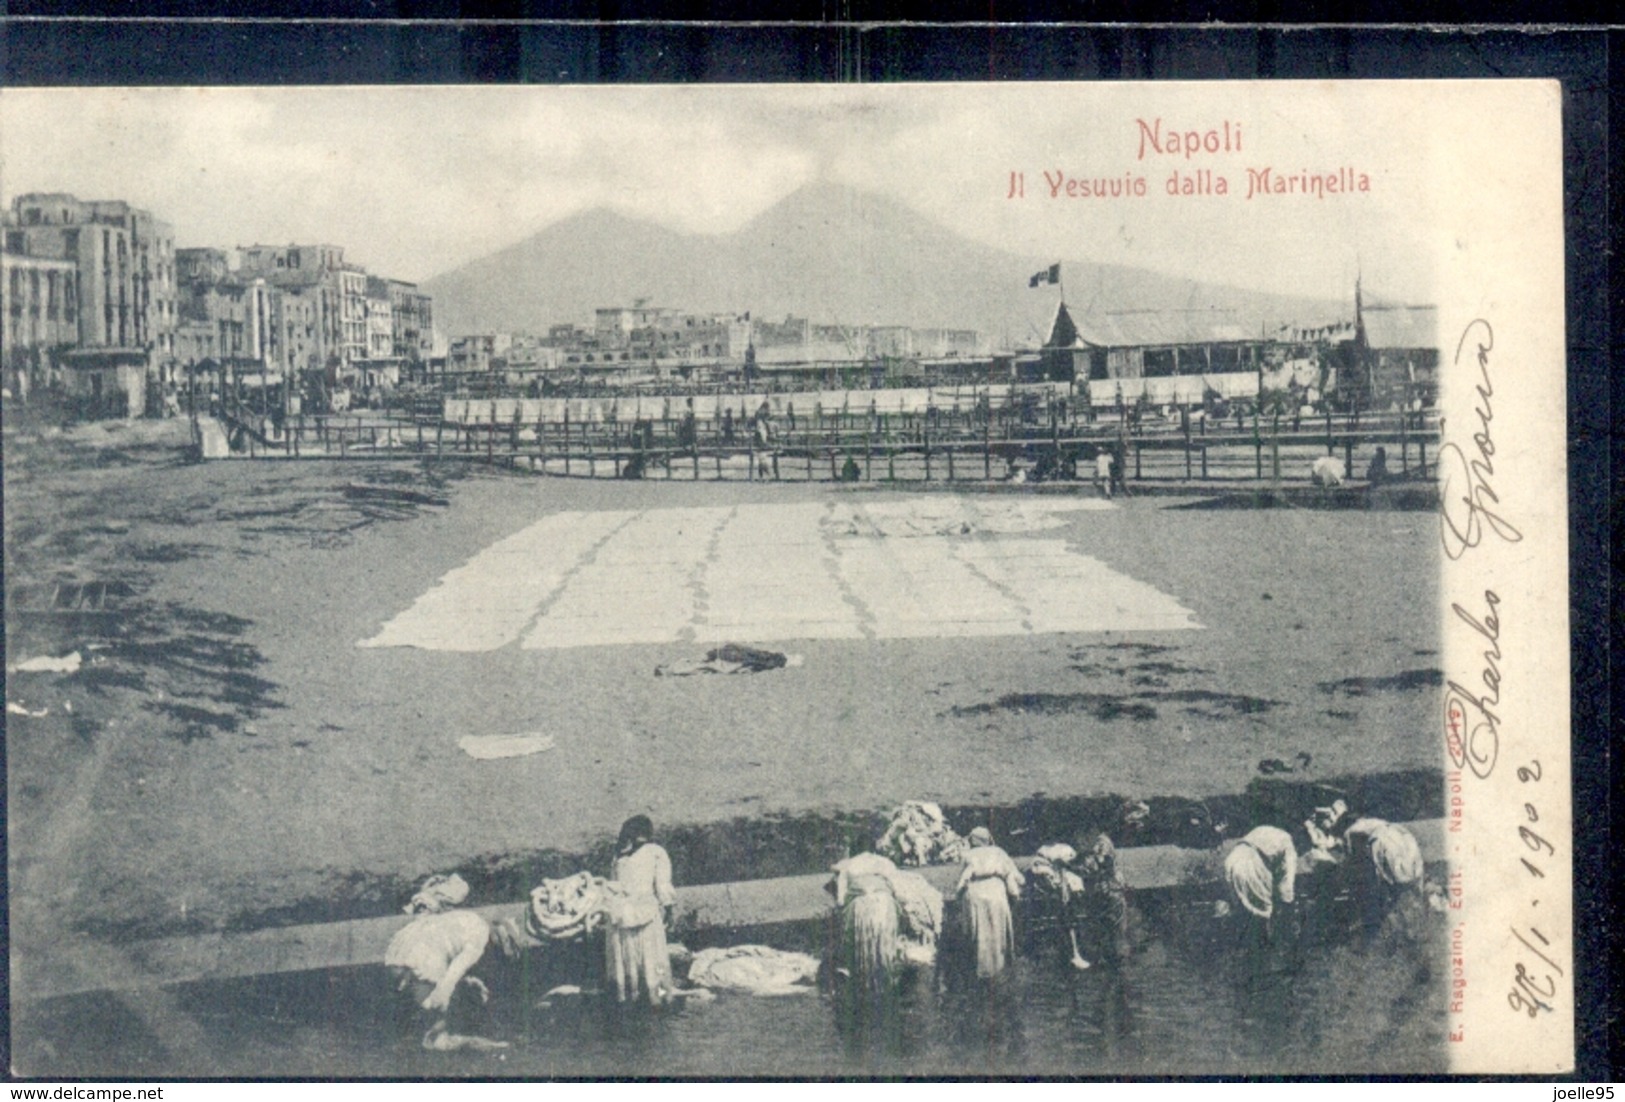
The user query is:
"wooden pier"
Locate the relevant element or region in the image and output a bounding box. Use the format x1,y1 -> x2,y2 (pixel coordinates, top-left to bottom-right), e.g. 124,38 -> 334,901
202,392 -> 1439,490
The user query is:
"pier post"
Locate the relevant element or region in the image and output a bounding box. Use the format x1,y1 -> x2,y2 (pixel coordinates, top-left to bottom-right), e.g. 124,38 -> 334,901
1182,409 -> 1192,480
1254,407 -> 1262,479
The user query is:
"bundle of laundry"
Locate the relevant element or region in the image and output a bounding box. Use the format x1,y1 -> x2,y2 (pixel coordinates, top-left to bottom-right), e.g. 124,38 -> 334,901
655,643 -> 802,677
875,801 -> 967,867
404,873 -> 471,915
686,945 -> 821,995
891,869 -> 945,965
524,872 -> 626,940
1028,843 -> 1085,898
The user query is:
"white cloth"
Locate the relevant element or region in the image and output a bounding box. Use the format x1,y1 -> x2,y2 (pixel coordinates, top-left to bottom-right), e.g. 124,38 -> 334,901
1310,455 -> 1346,486
405,873 -> 470,915
687,945 -> 820,995
458,734 -> 555,760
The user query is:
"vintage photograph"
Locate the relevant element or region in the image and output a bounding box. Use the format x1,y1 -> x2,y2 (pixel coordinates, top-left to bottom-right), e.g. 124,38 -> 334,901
3,80 -> 1571,1077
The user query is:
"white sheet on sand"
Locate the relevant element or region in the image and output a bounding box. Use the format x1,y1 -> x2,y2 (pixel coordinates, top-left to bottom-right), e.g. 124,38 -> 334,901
362,498 -> 1198,652
13,651 -> 83,674
458,733 -> 556,760
687,945 -> 820,995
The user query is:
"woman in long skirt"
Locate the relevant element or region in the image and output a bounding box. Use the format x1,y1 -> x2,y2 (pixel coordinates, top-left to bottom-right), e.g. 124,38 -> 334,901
954,826 -> 1025,981
830,850 -> 906,994
605,814 -> 678,1006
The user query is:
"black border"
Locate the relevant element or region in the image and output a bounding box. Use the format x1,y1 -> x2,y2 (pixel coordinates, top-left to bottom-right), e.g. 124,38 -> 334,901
0,16 -> 1614,1083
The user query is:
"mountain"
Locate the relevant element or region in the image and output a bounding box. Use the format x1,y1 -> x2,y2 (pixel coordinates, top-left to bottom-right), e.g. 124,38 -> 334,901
422,182 -> 1343,347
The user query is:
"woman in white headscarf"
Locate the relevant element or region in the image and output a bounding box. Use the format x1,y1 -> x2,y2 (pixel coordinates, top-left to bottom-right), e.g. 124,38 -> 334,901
955,826 -> 1025,981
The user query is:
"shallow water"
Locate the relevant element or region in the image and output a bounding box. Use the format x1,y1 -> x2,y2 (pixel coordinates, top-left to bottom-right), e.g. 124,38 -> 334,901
14,889 -> 1445,1078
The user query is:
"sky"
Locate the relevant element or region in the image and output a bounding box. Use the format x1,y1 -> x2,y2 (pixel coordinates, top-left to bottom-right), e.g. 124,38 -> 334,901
0,83 -> 1453,302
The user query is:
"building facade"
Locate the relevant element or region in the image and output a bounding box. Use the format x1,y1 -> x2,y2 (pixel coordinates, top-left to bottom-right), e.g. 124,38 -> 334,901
388,279 -> 434,367
2,252 -> 80,395
4,193 -> 178,412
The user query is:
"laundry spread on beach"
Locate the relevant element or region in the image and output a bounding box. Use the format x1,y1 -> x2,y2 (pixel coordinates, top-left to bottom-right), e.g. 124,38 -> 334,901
360,499 -> 1199,652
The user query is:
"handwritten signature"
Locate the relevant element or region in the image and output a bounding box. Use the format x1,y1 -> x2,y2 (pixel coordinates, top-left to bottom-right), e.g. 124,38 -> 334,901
1444,588 -> 1502,779
1438,319 -> 1525,561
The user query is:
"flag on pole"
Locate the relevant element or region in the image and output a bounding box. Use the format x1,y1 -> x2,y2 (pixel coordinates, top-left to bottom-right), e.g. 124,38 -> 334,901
1028,263 -> 1061,288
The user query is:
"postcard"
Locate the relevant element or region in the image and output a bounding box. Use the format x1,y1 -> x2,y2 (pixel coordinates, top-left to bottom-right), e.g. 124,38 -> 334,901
2,79 -> 1571,1077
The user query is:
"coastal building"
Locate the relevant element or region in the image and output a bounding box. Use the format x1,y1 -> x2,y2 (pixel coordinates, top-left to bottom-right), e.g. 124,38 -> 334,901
447,332 -> 512,374
4,193 -> 178,413
234,244 -> 348,381
1058,303 -> 1270,408
1358,302 -> 1438,408
339,266 -> 368,369
1,251 -> 80,398
388,279 -> 434,369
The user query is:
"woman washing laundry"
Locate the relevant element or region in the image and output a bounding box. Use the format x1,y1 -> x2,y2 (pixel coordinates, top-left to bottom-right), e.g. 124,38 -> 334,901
384,908 -> 520,1051
1305,801 -> 1426,931
1219,823 -> 1299,947
954,826 -> 1025,983
1027,842 -> 1091,971
604,814 -> 678,1007
1075,832 -> 1130,970
828,848 -> 908,996
824,846 -> 913,1045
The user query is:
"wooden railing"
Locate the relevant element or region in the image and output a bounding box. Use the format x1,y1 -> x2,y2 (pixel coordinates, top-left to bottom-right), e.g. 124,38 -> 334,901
208,393 -> 1438,487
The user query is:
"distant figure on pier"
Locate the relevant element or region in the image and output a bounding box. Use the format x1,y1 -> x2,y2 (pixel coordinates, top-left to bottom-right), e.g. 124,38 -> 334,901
384,908 -> 519,1051
953,826 -> 1025,983
1365,445 -> 1390,486
1094,447 -> 1114,498
721,407 -> 736,446
1111,435 -> 1131,497
605,814 -> 678,1007
677,398 -> 698,453
753,400 -> 777,478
